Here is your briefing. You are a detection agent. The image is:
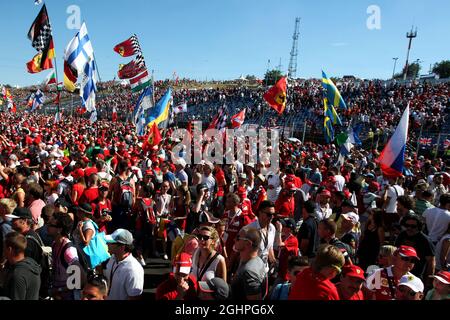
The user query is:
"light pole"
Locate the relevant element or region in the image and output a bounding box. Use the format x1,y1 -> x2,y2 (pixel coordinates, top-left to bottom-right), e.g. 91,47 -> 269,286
403,27 -> 418,80
392,57 -> 399,79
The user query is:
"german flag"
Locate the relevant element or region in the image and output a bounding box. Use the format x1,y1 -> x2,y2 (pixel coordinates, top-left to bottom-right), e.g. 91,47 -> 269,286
26,4 -> 55,73
63,60 -> 78,92
26,39 -> 55,73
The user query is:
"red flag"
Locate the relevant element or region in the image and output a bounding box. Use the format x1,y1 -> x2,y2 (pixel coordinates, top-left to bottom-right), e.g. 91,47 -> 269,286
114,35 -> 139,57
231,109 -> 246,128
148,123 -> 162,147
263,77 -> 287,114
117,60 -> 146,79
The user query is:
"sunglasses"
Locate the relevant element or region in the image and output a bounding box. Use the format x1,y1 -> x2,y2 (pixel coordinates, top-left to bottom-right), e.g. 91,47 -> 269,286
331,264 -> 342,274
400,256 -> 417,263
47,224 -> 59,228
397,286 -> 417,297
197,234 -> 211,241
404,224 -> 418,229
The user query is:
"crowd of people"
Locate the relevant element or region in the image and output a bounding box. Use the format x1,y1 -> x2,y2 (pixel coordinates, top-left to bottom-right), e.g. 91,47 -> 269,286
0,77 -> 449,301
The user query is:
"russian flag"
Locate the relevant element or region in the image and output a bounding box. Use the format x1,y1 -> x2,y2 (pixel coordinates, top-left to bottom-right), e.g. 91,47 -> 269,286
377,103 -> 409,178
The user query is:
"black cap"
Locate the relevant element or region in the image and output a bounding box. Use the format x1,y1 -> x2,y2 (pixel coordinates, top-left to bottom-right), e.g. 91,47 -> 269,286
7,208 -> 32,220
54,197 -> 71,209
280,218 -> 296,230
77,203 -> 93,215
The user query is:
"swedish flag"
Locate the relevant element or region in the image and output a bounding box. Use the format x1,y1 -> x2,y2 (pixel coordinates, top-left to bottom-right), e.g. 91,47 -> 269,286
324,98 -> 342,126
324,115 -> 335,143
322,71 -> 347,109
146,88 -> 172,129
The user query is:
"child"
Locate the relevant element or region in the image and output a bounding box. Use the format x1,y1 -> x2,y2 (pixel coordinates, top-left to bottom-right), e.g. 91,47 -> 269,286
425,271 -> 450,300
270,256 -> 309,300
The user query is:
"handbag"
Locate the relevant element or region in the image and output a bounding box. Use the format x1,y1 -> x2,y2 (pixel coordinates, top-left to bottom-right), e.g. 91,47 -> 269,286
82,220 -> 111,269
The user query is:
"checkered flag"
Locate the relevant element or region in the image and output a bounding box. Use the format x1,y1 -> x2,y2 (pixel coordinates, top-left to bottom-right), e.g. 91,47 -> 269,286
131,34 -> 143,54
216,104 -> 228,132
27,4 -> 53,52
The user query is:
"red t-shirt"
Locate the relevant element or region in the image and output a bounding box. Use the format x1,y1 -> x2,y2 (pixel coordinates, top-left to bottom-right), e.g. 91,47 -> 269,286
275,193 -> 295,218
93,199 -> 112,233
79,187 -> 99,206
277,234 -> 299,281
336,283 -> 365,300
215,169 -> 226,197
72,183 -> 85,206
289,267 -> 340,300
155,273 -> 198,300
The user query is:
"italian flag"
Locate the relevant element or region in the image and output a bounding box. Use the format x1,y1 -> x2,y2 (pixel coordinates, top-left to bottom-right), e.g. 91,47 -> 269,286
130,70 -> 151,93
44,70 -> 57,85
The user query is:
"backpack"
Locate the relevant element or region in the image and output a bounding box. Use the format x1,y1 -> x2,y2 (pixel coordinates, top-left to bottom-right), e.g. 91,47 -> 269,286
60,240 -> 90,275
117,176 -> 133,212
26,234 -> 52,299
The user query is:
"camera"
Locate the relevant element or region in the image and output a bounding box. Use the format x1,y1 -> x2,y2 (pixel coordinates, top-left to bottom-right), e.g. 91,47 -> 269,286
101,208 -> 112,217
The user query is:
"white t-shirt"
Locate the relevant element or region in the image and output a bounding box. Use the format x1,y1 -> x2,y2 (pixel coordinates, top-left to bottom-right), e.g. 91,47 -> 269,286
105,254 -> 144,300
267,173 -> 281,203
245,220 -> 275,272
435,234 -> 450,270
73,220 -> 96,248
334,175 -> 346,192
202,174 -> 216,194
385,185 -> 404,213
190,249 -> 225,282
423,207 -> 450,243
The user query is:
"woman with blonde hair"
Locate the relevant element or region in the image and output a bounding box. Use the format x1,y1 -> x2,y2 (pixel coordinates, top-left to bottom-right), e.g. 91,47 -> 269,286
190,225 -> 227,283
0,198 -> 17,259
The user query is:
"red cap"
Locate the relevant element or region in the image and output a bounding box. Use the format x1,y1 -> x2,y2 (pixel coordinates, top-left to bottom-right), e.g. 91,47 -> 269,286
431,271 -> 450,285
100,181 -> 110,189
342,265 -> 365,280
174,253 -> 193,275
145,170 -> 153,176
55,165 -> 64,172
72,168 -> 85,179
369,181 -> 380,191
97,154 -> 105,160
396,245 -> 420,260
23,159 -> 31,165
320,189 -> 331,198
84,167 -> 98,177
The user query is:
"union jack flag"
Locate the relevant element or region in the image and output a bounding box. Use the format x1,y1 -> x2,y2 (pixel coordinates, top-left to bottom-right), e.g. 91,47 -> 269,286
419,137 -> 432,146
444,139 -> 450,149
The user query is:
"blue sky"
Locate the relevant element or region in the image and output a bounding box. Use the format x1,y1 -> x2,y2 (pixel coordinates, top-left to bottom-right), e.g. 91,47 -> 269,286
1,0 -> 449,87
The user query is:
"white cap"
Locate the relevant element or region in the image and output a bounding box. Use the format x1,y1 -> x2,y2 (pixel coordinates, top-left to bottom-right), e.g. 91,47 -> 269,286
398,274 -> 424,293
341,212 -> 359,224
174,158 -> 186,168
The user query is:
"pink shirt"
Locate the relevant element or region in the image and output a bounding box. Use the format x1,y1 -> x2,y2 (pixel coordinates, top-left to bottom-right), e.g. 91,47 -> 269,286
29,199 -> 46,225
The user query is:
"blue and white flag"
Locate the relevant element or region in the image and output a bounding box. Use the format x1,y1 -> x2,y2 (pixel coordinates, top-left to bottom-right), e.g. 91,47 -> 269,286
31,89 -> 45,112
132,86 -> 153,136
35,0 -> 43,5
89,110 -> 97,124
80,58 -> 97,112
64,23 -> 94,74
338,124 -> 363,165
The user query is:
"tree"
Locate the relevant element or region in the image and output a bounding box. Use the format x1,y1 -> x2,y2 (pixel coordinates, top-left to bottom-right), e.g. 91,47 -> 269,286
264,69 -> 283,86
393,62 -> 421,79
245,75 -> 257,81
432,60 -> 450,79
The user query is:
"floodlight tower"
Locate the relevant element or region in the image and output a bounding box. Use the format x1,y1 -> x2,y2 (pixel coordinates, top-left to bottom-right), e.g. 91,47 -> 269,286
403,26 -> 417,80
288,17 -> 301,79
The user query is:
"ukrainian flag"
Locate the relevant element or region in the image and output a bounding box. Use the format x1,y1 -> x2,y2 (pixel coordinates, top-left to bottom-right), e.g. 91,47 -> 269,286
322,71 -> 347,109
146,88 -> 172,129
324,98 -> 342,126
